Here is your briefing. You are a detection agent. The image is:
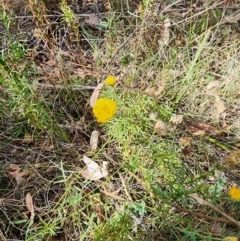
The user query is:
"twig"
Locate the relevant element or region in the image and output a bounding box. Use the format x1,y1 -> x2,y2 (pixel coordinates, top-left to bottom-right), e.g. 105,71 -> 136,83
175,205 -> 235,225
13,13 -> 108,19
0,229 -> 7,241
189,193 -> 240,227
37,83 -> 95,90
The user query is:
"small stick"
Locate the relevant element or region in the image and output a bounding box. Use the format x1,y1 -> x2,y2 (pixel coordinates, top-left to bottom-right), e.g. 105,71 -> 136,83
190,193 -> 240,227
37,83 -> 95,90
176,205 -> 235,225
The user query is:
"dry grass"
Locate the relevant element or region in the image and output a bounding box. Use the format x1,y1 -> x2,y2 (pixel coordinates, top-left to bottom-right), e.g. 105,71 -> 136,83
1,0 -> 240,240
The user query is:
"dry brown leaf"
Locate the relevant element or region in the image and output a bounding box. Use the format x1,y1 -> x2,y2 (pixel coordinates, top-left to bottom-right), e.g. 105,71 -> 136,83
90,130 -> 99,151
144,86 -> 165,97
225,12 -> 240,23
9,164 -> 32,185
104,1 -> 111,10
81,155 -> 108,181
206,81 -> 220,90
149,112 -> 157,121
90,83 -> 104,107
75,68 -> 86,79
26,193 -> 35,220
227,151 -> 240,166
179,137 -> 192,156
154,85 -> 166,96
154,120 -> 167,135
38,141 -> 54,151
84,14 -> 101,26
45,59 -> 57,67
22,132 -> 33,143
170,114 -> 183,124
9,164 -> 21,176
143,87 -> 155,95
158,18 -> 171,48
32,28 -> 43,38
214,96 -> 226,118
179,137 -> 191,146
211,222 -> 222,235
74,67 -> 100,79
188,122 -> 219,136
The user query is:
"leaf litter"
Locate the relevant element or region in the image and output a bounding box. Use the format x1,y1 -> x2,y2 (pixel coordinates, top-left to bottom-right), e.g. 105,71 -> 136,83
81,155 -> 108,181
26,193 -> 35,221
9,164 -> 32,186
1,1 -> 238,240
90,130 -> 99,151
89,82 -> 104,107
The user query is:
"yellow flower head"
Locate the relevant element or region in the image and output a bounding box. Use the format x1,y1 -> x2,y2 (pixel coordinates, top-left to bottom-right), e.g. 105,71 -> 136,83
229,186 -> 240,201
105,76 -> 116,86
93,98 -> 117,123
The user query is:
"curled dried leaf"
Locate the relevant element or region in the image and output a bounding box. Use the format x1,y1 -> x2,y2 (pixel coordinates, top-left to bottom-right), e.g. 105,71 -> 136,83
170,114 -> 183,124
214,96 -> 226,119
81,155 -> 108,181
90,130 -> 99,151
90,83 -> 104,107
26,193 -> 35,220
188,122 -> 219,136
227,151 -> 240,166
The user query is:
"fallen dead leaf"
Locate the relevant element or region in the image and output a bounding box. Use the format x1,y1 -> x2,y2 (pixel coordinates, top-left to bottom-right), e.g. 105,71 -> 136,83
214,96 -> 226,119
149,112 -> 157,121
44,59 -> 57,67
170,114 -> 183,124
104,1 -> 111,10
227,151 -> 240,166
143,86 -> 165,97
179,137 -> 191,146
154,120 -> 167,135
154,85 -> 166,96
9,164 -> 21,177
90,83 -> 104,107
206,81 -> 220,90
26,193 -> 35,220
81,155 -> 108,181
9,164 -> 32,185
225,12 -> 240,23
188,122 -> 220,136
211,222 -> 222,235
90,130 -> 99,151
38,141 -> 54,151
75,68 -> 86,79
84,14 -> 101,26
22,132 -> 33,143
33,27 -> 43,38
143,87 -> 155,95
158,18 -> 171,48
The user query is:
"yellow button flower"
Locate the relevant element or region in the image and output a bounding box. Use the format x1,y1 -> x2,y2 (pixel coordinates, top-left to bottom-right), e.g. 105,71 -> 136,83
105,76 -> 116,86
93,98 -> 117,123
229,186 -> 240,201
